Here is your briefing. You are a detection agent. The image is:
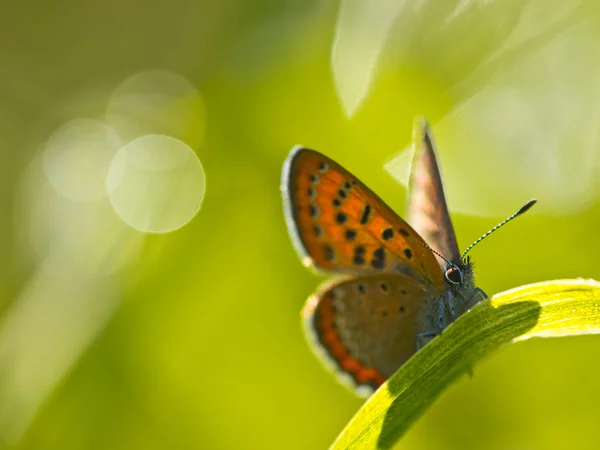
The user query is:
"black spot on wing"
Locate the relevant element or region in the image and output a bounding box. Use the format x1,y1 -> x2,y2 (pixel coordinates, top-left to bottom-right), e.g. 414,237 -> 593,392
360,205 -> 371,224
335,212 -> 348,225
353,245 -> 366,265
372,247 -> 386,268
345,229 -> 357,241
324,244 -> 335,261
382,228 -> 394,240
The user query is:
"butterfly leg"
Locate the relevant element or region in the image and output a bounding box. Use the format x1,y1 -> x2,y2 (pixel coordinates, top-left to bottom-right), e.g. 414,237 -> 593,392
416,331 -> 437,351
416,295 -> 449,351
466,364 -> 475,378
438,296 -> 447,330
467,287 -> 488,309
475,287 -> 488,300
446,291 -> 457,322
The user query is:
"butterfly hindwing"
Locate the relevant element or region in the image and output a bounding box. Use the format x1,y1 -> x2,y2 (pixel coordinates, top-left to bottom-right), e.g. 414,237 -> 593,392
303,274 -> 434,395
282,146 -> 445,290
407,118 -> 461,267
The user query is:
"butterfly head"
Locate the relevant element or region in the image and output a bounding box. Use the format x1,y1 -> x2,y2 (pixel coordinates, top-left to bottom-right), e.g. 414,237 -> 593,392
444,256 -> 475,297
444,255 -> 473,285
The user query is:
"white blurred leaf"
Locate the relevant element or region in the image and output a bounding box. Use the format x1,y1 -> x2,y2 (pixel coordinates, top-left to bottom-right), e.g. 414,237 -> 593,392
331,0 -> 410,117
387,12 -> 600,216
335,0 -> 598,214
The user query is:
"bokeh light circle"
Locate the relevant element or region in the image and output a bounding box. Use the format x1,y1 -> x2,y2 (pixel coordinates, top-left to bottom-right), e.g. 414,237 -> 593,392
43,119 -> 122,202
106,69 -> 206,148
107,135 -> 206,233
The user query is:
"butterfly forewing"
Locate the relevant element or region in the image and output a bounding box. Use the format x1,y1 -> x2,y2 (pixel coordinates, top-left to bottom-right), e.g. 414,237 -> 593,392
282,146 -> 445,290
407,118 -> 461,267
303,274 -> 432,394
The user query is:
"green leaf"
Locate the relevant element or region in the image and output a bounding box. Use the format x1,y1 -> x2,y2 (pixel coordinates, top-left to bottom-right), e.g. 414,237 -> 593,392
331,279 -> 600,449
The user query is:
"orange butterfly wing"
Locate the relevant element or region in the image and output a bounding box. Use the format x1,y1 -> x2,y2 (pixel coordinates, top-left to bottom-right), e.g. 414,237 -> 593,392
282,147 -> 445,291
303,274 -> 432,394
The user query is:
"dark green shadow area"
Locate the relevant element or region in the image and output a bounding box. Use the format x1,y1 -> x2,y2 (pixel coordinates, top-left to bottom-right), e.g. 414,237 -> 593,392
377,300 -> 541,449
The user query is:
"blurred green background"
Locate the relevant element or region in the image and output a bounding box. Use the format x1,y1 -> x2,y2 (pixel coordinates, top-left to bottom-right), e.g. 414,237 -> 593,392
1,1 -> 600,449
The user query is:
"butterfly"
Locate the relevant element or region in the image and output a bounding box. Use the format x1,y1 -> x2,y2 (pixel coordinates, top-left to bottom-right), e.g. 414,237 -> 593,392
281,117 -> 535,396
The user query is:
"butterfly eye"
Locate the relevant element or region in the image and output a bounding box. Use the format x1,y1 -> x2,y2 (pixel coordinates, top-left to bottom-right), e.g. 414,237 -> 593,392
444,266 -> 463,285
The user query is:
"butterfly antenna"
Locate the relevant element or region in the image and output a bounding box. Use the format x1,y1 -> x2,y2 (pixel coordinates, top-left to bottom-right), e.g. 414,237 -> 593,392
415,239 -> 455,268
461,199 -> 537,259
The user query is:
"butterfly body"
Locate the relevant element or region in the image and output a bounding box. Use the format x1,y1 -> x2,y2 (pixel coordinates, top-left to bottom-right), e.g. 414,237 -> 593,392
281,118 -> 488,395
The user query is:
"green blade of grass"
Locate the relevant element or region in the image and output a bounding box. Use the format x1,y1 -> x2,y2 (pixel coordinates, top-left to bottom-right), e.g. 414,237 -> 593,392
331,279 -> 600,449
